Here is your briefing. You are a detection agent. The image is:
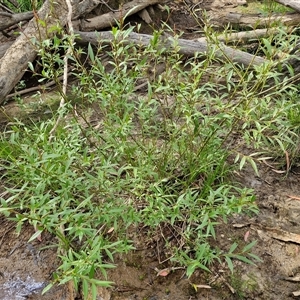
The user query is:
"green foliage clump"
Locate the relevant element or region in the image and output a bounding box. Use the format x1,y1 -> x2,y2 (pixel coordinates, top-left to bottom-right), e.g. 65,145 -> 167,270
1,23 -> 300,299
2,0 -> 43,13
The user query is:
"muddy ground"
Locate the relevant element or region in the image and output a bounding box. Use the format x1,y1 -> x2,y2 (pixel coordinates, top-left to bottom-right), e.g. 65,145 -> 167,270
1,1 -> 300,299
1,164 -> 300,300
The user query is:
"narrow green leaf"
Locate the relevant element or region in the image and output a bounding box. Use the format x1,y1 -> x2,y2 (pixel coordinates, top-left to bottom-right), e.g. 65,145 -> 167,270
28,230 -> 43,243
88,43 -> 95,62
92,283 -> 97,300
92,280 -> 114,287
198,263 -> 211,273
89,264 -> 95,279
248,252 -> 262,262
234,255 -> 255,265
239,156 -> 246,170
28,62 -> 35,72
82,279 -> 89,300
42,283 -> 54,295
225,256 -> 234,273
229,242 -> 238,254
248,158 -> 259,177
234,153 -> 240,164
242,240 -> 257,253
186,263 -> 198,277
0,207 -> 12,213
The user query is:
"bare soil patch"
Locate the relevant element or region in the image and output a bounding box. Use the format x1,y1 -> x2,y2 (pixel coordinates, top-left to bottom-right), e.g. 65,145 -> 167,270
1,165 -> 300,299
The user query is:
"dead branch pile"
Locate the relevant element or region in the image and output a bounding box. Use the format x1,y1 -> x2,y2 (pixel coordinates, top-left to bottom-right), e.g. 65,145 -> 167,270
0,0 -> 299,103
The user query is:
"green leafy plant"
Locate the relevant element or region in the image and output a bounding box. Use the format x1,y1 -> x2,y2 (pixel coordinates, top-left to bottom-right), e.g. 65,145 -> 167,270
260,0 -> 294,14
1,20 -> 300,299
2,0 -> 43,13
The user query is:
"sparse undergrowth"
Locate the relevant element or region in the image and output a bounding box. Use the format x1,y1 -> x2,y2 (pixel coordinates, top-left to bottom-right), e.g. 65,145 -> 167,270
2,0 -> 43,13
0,22 -> 300,299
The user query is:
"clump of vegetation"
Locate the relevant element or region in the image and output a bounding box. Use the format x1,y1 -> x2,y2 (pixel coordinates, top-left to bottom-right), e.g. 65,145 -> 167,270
2,0 -> 43,13
240,0 -> 294,15
0,21 -> 300,299
260,0 -> 294,14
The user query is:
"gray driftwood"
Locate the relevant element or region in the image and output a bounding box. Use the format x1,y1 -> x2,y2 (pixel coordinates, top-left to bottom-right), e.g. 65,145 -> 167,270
216,28 -> 283,43
75,30 -> 267,67
1,0 -> 299,103
0,0 -> 162,103
0,0 -> 70,104
0,41 -> 14,58
209,12 -> 300,28
72,0 -> 101,20
0,11 -> 33,30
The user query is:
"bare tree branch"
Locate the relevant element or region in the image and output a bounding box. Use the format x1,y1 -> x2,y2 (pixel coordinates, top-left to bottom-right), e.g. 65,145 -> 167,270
49,0 -> 75,139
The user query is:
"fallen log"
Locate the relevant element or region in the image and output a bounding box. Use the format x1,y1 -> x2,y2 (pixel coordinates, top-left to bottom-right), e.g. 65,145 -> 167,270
0,0 -> 69,104
73,0 -> 161,31
0,11 -> 33,30
0,0 -> 164,103
75,30 -> 267,67
0,41 -> 14,58
210,11 -> 300,28
216,28 -> 283,43
2,0 -> 298,104
72,0 -> 101,20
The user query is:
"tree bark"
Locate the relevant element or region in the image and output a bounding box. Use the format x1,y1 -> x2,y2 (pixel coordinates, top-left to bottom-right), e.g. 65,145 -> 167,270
72,0 -> 100,20
0,41 -> 14,58
0,0 -> 68,104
